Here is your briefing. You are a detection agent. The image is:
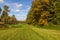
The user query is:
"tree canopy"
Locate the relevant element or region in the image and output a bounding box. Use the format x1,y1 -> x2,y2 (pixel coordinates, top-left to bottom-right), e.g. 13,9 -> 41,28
0,5 -> 17,24
26,0 -> 60,26
0,7 -> 2,14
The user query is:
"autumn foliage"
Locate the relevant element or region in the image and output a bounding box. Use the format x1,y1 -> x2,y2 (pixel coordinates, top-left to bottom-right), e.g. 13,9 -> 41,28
26,0 -> 60,26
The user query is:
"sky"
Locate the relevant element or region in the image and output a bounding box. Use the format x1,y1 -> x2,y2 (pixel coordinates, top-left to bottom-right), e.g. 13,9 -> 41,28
0,0 -> 32,21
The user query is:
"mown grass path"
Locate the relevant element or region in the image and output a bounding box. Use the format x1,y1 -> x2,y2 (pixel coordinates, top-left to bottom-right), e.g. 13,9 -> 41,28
32,27 -> 60,40
0,25 -> 60,40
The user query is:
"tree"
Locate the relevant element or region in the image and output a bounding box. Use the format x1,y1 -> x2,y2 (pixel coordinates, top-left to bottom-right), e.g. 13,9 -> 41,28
11,15 -> 17,24
8,15 -> 17,24
1,5 -> 9,24
1,5 -> 17,24
26,0 -> 60,26
48,0 -> 60,25
0,7 -> 2,14
26,0 -> 50,26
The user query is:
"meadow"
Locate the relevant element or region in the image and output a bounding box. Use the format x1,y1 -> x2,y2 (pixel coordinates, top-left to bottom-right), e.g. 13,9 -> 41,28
0,24 -> 60,40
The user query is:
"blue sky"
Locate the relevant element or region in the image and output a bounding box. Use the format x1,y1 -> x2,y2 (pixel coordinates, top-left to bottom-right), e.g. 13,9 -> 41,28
0,0 -> 32,21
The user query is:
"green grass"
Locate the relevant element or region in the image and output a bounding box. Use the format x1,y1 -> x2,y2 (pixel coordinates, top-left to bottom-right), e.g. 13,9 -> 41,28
6,24 -> 24,28
39,25 -> 60,30
0,24 -> 60,40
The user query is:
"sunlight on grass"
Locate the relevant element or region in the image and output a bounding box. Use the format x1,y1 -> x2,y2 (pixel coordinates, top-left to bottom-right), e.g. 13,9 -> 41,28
0,24 -> 60,40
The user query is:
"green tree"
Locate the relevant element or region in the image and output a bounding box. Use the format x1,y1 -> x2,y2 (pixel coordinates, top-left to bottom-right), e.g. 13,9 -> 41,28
0,7 -> 2,14
8,15 -> 17,24
48,0 -> 60,25
12,15 -> 17,24
1,5 -> 9,24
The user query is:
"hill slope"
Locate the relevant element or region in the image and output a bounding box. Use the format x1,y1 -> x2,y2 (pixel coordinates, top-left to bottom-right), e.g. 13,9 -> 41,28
0,25 -> 60,40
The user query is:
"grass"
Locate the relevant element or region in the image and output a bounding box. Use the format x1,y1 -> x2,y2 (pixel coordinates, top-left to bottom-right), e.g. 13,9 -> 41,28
0,24 -> 60,40
6,24 -> 24,28
32,27 -> 60,40
39,25 -> 60,30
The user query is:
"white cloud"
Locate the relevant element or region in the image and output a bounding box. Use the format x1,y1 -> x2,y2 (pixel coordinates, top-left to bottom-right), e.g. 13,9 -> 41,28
0,0 -> 4,3
11,9 -> 27,12
11,9 -> 20,12
20,10 -> 27,11
13,3 -> 23,8
27,7 -> 31,10
17,15 -> 27,21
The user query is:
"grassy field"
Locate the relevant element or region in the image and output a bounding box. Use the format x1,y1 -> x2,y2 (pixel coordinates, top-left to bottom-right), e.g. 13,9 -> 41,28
0,24 -> 60,40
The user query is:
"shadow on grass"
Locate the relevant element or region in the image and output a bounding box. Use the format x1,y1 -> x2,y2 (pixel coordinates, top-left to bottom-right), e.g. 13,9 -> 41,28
0,24 -> 24,30
37,25 -> 60,30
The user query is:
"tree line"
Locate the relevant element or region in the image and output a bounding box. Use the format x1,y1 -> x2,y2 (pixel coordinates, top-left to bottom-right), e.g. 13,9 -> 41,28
26,0 -> 60,26
0,5 -> 17,24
